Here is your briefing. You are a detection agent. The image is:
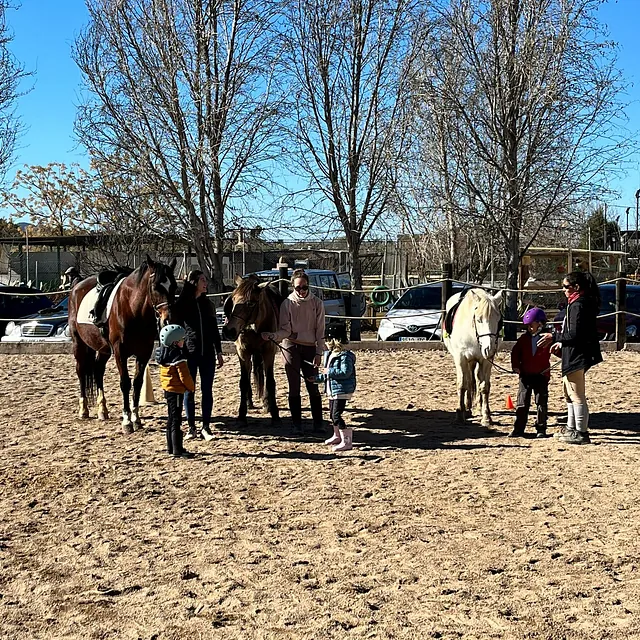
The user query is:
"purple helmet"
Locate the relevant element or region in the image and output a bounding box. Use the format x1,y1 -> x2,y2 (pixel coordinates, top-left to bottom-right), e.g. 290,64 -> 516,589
522,307 -> 546,325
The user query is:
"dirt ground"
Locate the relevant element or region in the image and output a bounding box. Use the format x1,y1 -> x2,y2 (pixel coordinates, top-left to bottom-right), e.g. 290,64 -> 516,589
1,349 -> 640,640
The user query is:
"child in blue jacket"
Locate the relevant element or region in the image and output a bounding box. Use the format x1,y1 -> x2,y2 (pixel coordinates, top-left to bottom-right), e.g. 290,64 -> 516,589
312,323 -> 356,451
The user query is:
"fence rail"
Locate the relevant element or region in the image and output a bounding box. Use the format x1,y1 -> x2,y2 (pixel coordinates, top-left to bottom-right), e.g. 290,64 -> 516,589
1,269 -> 637,349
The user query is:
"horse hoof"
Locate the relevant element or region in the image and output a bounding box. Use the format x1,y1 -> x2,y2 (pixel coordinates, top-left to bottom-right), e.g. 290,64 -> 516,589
122,422 -> 134,435
78,410 -> 90,419
132,421 -> 143,431
247,403 -> 256,411
98,411 -> 109,421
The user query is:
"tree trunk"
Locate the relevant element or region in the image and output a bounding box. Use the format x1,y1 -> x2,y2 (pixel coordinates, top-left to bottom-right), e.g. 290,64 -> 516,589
504,234 -> 520,340
347,232 -> 363,341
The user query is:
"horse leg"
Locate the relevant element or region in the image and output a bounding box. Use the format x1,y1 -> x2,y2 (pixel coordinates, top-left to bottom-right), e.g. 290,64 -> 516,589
95,352 -> 110,421
130,357 -> 148,430
265,355 -> 280,426
454,357 -> 470,424
238,356 -> 251,426
114,346 -> 133,434
477,359 -> 493,427
73,339 -> 93,419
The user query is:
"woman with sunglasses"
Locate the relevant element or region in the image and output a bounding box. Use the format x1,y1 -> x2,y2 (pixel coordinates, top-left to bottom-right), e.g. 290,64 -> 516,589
539,271 -> 602,444
262,269 -> 326,435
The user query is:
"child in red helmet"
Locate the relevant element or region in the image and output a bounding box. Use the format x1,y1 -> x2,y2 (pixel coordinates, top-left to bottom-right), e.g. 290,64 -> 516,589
509,307 -> 552,438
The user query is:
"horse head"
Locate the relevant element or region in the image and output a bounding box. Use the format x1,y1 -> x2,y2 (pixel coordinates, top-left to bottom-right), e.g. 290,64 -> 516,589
470,289 -> 503,359
145,255 -> 178,327
222,274 -> 268,342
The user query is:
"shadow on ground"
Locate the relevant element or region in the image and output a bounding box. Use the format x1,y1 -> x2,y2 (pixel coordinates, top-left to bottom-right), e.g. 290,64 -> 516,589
203,406 -> 527,452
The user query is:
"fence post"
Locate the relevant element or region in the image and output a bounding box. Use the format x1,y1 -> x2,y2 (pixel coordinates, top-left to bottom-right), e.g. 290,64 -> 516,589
277,256 -> 289,299
442,263 -> 453,329
615,272 -> 627,350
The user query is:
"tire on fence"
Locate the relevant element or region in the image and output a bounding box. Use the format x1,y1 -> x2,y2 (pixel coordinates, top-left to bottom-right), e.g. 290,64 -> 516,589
370,285 -> 391,308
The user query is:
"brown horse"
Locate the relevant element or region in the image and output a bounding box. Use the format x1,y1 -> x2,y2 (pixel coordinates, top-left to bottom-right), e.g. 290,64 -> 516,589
68,256 -> 177,433
222,274 -> 284,426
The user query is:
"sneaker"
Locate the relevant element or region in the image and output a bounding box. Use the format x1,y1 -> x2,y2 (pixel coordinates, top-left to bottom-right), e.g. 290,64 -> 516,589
554,426 -> 570,439
201,425 -> 215,442
558,429 -> 590,445
508,429 -> 525,438
184,427 -> 197,441
535,426 -> 548,439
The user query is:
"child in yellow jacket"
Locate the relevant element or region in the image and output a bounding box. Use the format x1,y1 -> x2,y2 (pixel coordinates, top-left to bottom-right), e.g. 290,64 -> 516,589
156,324 -> 196,458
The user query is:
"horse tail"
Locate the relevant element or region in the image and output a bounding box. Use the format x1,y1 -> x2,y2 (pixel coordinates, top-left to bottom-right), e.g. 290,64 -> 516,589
252,350 -> 265,401
79,346 -> 97,405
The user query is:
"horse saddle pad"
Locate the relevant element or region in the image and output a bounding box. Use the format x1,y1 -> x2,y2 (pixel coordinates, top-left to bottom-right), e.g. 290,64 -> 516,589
77,278 -> 126,325
444,289 -> 469,336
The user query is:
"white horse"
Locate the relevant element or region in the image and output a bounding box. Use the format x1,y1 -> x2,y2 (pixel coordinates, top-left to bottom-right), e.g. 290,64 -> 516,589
443,288 -> 503,427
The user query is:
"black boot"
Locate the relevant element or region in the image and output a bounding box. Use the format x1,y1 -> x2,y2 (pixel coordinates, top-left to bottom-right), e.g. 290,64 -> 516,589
288,395 -> 303,435
166,424 -> 173,454
172,428 -> 194,458
309,394 -> 325,434
535,424 -> 548,439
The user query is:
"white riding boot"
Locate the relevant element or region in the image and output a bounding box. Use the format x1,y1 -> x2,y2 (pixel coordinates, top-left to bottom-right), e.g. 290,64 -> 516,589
325,425 -> 341,446
332,428 -> 353,452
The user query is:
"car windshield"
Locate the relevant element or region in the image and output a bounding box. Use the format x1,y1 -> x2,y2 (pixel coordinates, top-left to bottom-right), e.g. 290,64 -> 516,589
393,284 -> 467,310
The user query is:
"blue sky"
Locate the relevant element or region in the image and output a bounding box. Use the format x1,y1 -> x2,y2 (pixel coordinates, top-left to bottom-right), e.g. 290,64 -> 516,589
4,0 -> 640,227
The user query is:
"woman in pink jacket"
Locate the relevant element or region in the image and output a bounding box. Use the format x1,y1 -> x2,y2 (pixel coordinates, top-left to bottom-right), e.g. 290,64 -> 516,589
262,269 -> 326,435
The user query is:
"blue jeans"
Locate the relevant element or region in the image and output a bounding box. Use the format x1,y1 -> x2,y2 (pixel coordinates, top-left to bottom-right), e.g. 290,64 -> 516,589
184,353 -> 216,427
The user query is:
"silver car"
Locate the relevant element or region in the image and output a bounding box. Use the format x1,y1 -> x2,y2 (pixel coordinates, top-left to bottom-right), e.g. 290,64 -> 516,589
377,283 -> 467,341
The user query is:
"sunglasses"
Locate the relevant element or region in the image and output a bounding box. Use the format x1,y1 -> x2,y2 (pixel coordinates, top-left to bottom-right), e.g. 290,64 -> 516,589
294,285 -> 309,292
562,283 -> 573,289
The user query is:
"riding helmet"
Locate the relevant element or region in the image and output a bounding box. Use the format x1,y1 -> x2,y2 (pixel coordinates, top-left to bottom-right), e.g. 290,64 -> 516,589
159,323 -> 186,347
325,322 -> 348,343
522,307 -> 546,325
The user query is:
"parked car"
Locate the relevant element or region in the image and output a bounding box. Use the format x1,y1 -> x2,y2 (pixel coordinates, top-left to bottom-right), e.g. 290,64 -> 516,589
1,296 -> 70,343
553,283 -> 640,341
252,269 -> 347,324
0,286 -> 53,338
377,282 -> 469,341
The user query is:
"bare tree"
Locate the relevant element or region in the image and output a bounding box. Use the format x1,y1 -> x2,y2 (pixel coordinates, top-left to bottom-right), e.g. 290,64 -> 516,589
411,0 -> 629,334
74,155 -> 179,269
74,0 -> 283,290
281,0 -> 421,305
0,1 -> 29,180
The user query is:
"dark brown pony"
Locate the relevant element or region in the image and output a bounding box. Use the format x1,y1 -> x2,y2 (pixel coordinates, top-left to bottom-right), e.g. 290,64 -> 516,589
68,256 -> 177,434
222,274 -> 284,426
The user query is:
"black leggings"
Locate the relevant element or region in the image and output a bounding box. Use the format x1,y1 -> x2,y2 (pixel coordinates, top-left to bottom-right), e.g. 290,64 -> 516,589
282,341 -> 321,400
165,391 -> 184,454
329,399 -> 347,429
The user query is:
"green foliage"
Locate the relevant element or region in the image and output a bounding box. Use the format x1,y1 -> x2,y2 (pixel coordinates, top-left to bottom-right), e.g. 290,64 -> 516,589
579,206 -> 621,250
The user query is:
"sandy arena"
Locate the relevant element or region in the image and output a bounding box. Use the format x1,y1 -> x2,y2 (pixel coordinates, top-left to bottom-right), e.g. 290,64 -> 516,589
1,349 -> 640,639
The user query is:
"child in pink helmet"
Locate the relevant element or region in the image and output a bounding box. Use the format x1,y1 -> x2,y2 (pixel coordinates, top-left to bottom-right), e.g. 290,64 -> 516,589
509,307 -> 552,438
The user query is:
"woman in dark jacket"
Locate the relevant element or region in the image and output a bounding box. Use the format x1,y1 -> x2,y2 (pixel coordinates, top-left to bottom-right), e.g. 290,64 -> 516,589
179,270 -> 224,440
540,271 -> 602,445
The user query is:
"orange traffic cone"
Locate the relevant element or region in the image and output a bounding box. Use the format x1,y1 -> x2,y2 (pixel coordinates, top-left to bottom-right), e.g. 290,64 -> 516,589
505,394 -> 515,410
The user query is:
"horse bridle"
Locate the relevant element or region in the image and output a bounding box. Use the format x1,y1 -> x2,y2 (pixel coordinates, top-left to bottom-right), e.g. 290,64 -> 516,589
473,310 -> 503,340
226,299 -> 259,334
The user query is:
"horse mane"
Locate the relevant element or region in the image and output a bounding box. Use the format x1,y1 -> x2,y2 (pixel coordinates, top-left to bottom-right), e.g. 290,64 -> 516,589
232,276 -> 259,302
471,288 -> 499,320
